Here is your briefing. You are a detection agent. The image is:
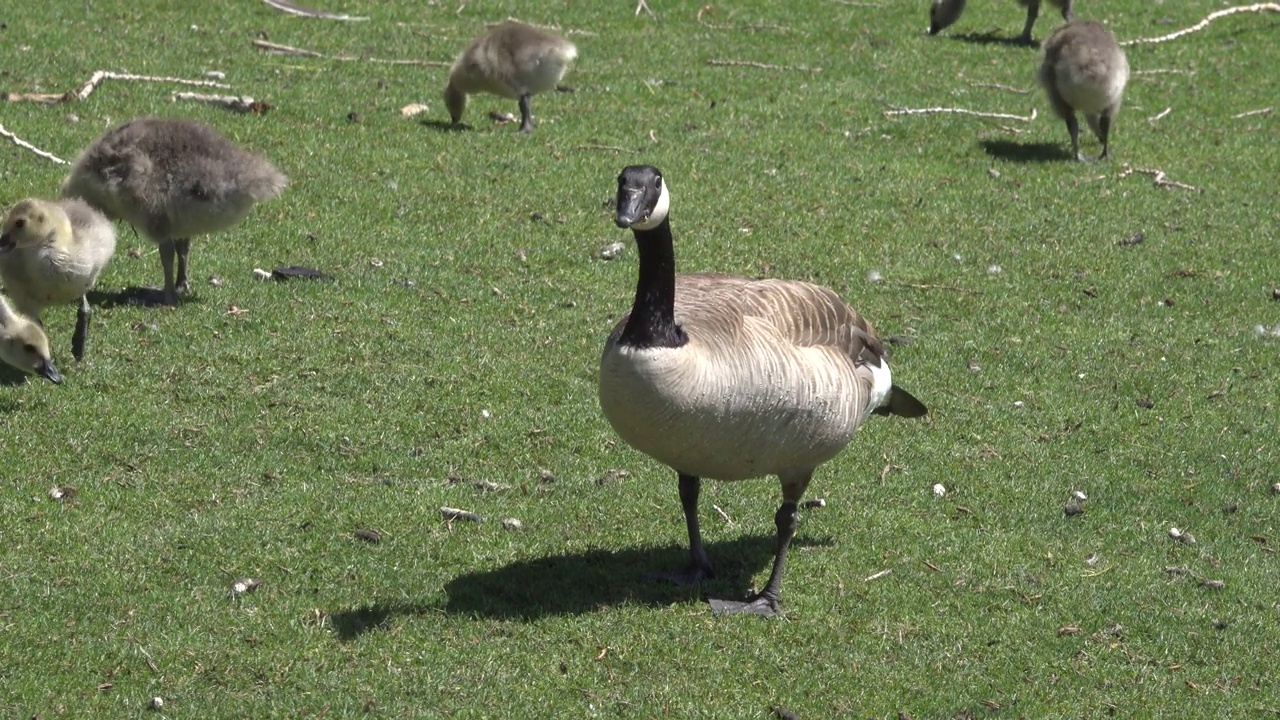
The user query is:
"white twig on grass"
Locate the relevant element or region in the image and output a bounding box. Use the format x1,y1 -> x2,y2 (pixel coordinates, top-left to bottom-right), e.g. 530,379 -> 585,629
1148,107 -> 1172,122
5,71 -> 231,105
1232,107 -> 1273,119
72,71 -> 231,101
260,0 -> 368,21
173,92 -> 270,114
1119,164 -> 1202,193
884,105 -> 1037,122
972,82 -> 1033,95
707,59 -> 821,72
0,122 -> 67,164
635,0 -> 655,17
864,569 -> 893,582
1121,3 -> 1280,46
251,39 -> 451,67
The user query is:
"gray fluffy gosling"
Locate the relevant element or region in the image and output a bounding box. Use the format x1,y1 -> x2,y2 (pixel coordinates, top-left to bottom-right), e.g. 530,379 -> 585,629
929,0 -> 1073,45
1037,20 -> 1129,162
599,165 -> 928,618
0,294 -> 61,383
60,118 -> 288,306
0,198 -> 117,361
445,21 -> 577,132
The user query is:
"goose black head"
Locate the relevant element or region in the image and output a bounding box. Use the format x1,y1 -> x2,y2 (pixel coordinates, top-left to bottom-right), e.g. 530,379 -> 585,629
615,165 -> 669,231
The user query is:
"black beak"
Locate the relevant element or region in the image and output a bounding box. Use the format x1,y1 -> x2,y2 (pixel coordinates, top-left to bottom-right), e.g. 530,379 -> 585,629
37,359 -> 63,385
615,189 -> 646,229
0,233 -> 13,253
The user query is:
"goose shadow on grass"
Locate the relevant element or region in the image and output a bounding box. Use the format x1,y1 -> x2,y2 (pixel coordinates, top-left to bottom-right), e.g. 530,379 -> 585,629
86,286 -> 206,309
943,31 -> 1039,49
419,119 -> 470,133
330,534 -> 833,641
980,139 -> 1074,163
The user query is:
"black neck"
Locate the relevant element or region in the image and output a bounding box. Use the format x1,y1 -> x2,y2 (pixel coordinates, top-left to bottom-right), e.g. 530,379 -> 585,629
617,217 -> 687,349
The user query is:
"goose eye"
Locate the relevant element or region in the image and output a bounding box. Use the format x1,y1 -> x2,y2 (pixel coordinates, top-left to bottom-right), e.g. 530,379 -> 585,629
13,219 -> 24,230
22,343 -> 37,354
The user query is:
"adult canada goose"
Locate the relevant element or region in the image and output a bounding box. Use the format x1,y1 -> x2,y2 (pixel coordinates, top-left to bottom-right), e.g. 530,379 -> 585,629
599,165 -> 928,617
60,117 -> 288,306
929,0 -> 1073,45
0,294 -> 61,383
444,21 -> 577,132
1037,20 -> 1129,162
0,198 -> 117,361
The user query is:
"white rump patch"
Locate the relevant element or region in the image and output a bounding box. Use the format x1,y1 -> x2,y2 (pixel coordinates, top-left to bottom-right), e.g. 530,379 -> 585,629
631,179 -> 670,231
867,357 -> 893,414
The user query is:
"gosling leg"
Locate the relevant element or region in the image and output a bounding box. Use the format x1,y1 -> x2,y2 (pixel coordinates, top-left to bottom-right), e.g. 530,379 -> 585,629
158,240 -> 181,306
174,238 -> 192,294
72,295 -> 90,361
517,94 -> 535,133
1097,110 -> 1114,160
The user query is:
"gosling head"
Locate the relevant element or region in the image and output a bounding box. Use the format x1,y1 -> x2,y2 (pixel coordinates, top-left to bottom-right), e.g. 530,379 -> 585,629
0,296 -> 61,384
615,165 -> 670,232
0,198 -> 69,255
444,83 -> 468,125
928,0 -> 966,35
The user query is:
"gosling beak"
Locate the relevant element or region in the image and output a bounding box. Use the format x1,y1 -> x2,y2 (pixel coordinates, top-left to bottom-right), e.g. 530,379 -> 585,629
614,189 -> 646,229
37,359 -> 63,385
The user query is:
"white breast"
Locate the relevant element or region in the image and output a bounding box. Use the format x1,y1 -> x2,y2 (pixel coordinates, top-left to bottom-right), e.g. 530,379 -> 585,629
599,330 -> 870,481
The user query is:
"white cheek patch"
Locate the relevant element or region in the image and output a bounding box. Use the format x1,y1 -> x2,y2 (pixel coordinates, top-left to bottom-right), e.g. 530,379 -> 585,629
631,180 -> 670,231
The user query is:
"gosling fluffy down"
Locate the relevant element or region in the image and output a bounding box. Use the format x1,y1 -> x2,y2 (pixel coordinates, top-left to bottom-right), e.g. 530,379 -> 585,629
0,198 -> 116,361
929,0 -> 1073,45
599,165 -> 927,617
60,117 -> 287,306
444,21 -> 577,132
0,294 -> 61,383
1037,20 -> 1129,161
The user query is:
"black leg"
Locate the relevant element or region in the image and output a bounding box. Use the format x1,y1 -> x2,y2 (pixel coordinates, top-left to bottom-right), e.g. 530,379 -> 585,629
1019,0 -> 1040,45
1097,111 -> 1113,160
158,240 -> 180,306
710,472 -> 811,617
174,238 -> 191,294
1066,115 -> 1088,162
1062,0 -> 1074,20
517,94 -> 534,133
72,295 -> 90,361
652,474 -> 715,584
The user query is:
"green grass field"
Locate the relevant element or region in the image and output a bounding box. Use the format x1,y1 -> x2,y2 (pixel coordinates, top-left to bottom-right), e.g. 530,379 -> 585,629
2,0 -> 1278,717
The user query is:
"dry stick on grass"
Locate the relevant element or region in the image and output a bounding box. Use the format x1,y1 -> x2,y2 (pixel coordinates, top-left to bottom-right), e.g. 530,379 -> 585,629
71,71 -> 230,101
0,122 -> 67,164
635,0 -> 655,17
5,71 -> 231,105
1148,107 -> 1173,122
260,0 -> 368,21
884,105 -> 1038,122
576,144 -> 629,152
1119,164 -> 1202,193
972,82 -> 1033,94
1121,3 -> 1280,46
251,39 -> 451,67
707,59 -> 821,72
891,281 -> 971,292
1233,107 -> 1274,119
173,92 -> 271,114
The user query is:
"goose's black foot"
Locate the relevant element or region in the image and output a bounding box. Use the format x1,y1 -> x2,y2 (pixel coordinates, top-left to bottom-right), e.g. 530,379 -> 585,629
709,594 -> 780,617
